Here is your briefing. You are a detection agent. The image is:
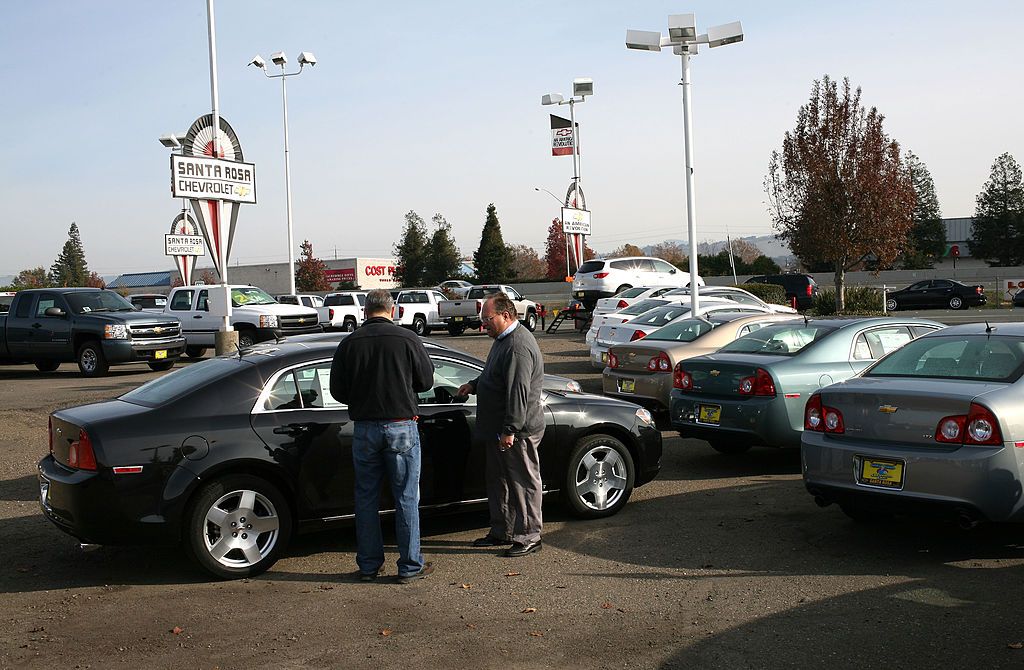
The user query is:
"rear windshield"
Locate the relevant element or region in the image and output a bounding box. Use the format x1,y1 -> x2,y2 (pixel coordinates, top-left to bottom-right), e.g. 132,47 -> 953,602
631,304 -> 692,326
619,299 -> 666,316
467,287 -> 504,299
66,290 -> 135,314
646,318 -> 717,343
718,324 -> 836,356
865,334 -> 1024,382
121,357 -> 245,406
578,261 -> 606,274
616,287 -> 649,299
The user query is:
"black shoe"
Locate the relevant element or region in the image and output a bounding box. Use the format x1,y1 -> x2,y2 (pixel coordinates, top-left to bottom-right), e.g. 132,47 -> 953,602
505,540 -> 542,557
397,561 -> 434,584
357,570 -> 381,582
472,535 -> 513,547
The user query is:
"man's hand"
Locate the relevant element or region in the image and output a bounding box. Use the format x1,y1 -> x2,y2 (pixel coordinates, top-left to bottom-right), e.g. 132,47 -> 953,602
457,383 -> 475,397
498,433 -> 515,451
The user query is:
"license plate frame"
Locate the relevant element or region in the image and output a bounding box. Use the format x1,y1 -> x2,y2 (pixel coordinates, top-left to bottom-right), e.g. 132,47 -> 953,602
618,378 -> 636,394
856,455 -> 905,490
39,476 -> 50,506
155,350 -> 167,359
575,291 -> 585,298
600,351 -> 608,364
452,316 -> 464,322
697,404 -> 722,425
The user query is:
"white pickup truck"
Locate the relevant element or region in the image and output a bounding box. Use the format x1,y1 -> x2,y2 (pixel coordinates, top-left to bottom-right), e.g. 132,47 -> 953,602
277,294 -> 330,327
392,289 -> 449,336
165,285 -> 321,356
436,284 -> 541,335
322,291 -> 367,332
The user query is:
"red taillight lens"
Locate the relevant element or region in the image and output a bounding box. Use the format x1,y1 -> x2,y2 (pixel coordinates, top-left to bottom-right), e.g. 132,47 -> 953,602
329,308 -> 335,320
399,306 -> 405,318
48,416 -> 54,455
740,368 -> 776,396
806,284 -> 813,296
673,364 -> 693,390
68,429 -> 97,471
936,403 -> 1002,446
805,395 -> 823,431
594,272 -> 610,279
976,286 -> 983,294
647,352 -> 671,371
616,299 -> 629,309
629,330 -> 647,342
608,352 -> 619,369
823,407 -> 845,433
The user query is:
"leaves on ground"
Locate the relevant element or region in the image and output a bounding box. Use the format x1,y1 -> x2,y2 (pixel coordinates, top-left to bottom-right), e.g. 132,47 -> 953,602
529,631 -> 544,637
1008,642 -> 1023,650
460,583 -> 473,590
601,602 -> 614,609
380,628 -> 393,637
171,627 -> 183,635
505,571 -> 521,577
521,607 -> 537,614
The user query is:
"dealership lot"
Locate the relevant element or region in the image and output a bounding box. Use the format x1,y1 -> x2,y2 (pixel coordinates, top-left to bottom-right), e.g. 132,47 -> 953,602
3,330 -> 1024,668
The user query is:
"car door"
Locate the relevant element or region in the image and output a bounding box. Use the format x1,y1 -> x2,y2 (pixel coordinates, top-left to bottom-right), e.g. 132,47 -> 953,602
32,292 -> 72,359
428,292 -> 447,325
900,281 -> 931,309
929,279 -> 954,308
652,259 -> 679,285
191,289 -> 220,346
6,294 -> 38,358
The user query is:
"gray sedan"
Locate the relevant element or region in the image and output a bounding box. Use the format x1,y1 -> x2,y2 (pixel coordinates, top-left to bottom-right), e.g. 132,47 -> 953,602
803,322 -> 1024,525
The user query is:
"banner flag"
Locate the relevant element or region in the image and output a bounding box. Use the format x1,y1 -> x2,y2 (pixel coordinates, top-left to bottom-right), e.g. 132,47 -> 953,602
550,115 -> 578,157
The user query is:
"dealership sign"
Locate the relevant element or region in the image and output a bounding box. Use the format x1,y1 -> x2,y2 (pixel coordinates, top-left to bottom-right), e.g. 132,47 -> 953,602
171,154 -> 257,204
561,207 -> 592,235
165,234 -> 205,256
167,212 -> 203,286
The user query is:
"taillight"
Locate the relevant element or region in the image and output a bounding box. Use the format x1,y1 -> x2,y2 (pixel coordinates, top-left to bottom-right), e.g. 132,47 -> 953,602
329,308 -> 335,320
616,299 -> 629,309
647,352 -> 671,371
629,330 -> 647,342
976,286 -> 983,294
806,284 -> 813,296
673,363 -> 693,390
475,300 -> 482,313
804,394 -> 843,433
48,416 -> 54,455
823,406 -> 844,433
68,429 -> 97,471
608,352 -> 619,369
398,306 -> 405,318
738,368 -> 776,396
594,272 -> 610,279
935,403 -> 1002,446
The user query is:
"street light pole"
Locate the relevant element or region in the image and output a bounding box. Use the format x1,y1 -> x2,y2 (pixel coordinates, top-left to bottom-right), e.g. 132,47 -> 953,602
679,51 -> 699,313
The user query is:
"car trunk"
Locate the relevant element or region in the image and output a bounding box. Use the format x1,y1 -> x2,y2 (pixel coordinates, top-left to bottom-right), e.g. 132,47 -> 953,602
609,343 -> 669,373
680,354 -> 789,399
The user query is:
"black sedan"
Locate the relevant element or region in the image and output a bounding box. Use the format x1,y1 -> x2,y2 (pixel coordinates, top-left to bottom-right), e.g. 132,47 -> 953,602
885,279 -> 986,311
37,341 -> 662,579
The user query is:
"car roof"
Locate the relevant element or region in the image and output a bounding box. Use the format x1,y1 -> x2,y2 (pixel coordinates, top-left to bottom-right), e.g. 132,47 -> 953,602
922,322 -> 1024,336
782,316 -> 944,328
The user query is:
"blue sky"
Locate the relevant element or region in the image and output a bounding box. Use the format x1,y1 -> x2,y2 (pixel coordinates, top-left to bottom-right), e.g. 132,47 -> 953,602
1,1 -> 1021,276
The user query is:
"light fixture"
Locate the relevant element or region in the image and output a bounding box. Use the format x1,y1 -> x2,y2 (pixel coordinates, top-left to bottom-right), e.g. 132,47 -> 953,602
572,78 -> 594,98
159,134 -> 182,149
625,29 -> 662,51
297,51 -> 317,67
248,55 -> 266,69
270,51 -> 287,66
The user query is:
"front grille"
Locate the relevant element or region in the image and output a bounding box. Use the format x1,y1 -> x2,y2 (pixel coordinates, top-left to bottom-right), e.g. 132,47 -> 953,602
279,314 -> 319,331
128,321 -> 182,340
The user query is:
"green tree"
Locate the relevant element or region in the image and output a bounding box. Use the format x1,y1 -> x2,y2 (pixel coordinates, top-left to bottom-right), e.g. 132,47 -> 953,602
901,152 -> 946,269
474,204 -> 513,283
507,244 -> 547,281
12,267 -> 51,289
423,214 -> 462,286
393,210 -> 429,287
49,222 -> 90,287
746,255 -> 782,275
969,153 -> 1024,266
295,240 -> 331,291
766,75 -> 916,310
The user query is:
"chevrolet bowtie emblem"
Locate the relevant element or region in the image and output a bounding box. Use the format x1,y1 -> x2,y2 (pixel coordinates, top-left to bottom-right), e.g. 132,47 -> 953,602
153,327 -> 163,334
298,318 -> 305,323
710,370 -> 720,377
878,405 -> 898,414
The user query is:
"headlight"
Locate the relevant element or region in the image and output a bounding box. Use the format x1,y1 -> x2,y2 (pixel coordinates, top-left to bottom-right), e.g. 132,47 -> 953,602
566,380 -> 582,393
635,408 -> 653,426
103,324 -> 128,339
259,314 -> 279,328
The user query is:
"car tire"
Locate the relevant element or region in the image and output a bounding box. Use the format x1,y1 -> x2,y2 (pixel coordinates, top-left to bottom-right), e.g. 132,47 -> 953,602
237,329 -> 257,349
615,284 -> 632,295
186,346 -> 207,359
564,434 -> 635,519
949,296 -> 963,310
77,341 -> 109,377
148,360 -> 175,372
341,318 -> 356,333
524,311 -> 538,332
840,503 -> 893,524
447,324 -> 466,336
709,440 -> 752,455
184,474 -> 292,580
412,316 -> 427,336
885,298 -> 897,311
34,360 -> 60,372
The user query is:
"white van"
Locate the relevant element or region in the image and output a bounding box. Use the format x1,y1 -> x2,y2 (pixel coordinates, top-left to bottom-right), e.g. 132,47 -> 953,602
572,257 -> 703,308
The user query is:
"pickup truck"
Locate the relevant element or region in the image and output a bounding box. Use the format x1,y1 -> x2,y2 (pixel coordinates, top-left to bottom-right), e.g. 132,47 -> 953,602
165,285 -> 321,357
323,291 -> 367,332
436,284 -> 541,335
0,288 -> 186,376
277,293 -> 330,327
0,292 -> 15,313
393,289 -> 449,336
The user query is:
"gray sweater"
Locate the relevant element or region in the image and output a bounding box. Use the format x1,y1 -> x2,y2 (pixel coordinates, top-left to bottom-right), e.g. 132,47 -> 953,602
471,324 -> 545,439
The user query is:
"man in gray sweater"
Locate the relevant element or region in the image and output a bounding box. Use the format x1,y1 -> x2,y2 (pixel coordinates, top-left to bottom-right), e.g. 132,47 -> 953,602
457,293 -> 545,557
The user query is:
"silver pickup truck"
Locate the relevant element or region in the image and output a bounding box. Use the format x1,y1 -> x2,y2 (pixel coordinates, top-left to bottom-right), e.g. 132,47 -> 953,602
436,284 -> 540,335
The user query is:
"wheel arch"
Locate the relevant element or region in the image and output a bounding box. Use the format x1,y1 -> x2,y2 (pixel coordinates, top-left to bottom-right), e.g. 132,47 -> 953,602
567,422 -> 642,472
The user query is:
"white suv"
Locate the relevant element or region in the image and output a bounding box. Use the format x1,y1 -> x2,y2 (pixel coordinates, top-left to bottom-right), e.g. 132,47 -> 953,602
573,256 -> 703,308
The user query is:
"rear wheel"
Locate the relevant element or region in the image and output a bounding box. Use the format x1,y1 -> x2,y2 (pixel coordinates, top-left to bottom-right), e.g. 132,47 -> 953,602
615,284 -> 632,295
564,434 -> 635,519
523,311 -> 538,332
447,324 -> 466,336
77,341 -> 109,377
709,440 -> 751,455
949,296 -> 963,310
341,318 -> 356,333
34,360 -> 60,372
185,346 -> 207,359
184,474 -> 292,580
148,360 -> 175,372
412,316 -> 427,336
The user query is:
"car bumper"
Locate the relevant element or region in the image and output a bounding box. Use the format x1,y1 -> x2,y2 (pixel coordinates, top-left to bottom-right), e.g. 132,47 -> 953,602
573,289 -> 615,307
603,369 -> 672,412
103,337 -> 187,363
590,345 -> 610,369
635,423 -> 663,486
670,392 -> 802,449
802,432 -> 1024,522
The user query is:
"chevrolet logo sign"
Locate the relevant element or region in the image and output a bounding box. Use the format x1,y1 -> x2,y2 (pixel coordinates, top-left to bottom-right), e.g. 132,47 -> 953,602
878,405 -> 898,414
710,370 -> 720,377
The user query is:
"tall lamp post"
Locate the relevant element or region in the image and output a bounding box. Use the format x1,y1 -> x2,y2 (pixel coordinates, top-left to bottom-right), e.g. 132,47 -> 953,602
626,14 -> 743,313
249,50 -> 317,296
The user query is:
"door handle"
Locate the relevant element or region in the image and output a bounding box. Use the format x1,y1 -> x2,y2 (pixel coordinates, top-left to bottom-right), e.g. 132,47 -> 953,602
273,424 -> 310,435
193,315 -> 203,319
31,323 -> 42,329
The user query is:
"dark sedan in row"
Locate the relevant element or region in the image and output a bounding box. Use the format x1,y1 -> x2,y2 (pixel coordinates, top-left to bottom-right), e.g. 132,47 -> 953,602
885,279 -> 986,311
38,340 -> 662,579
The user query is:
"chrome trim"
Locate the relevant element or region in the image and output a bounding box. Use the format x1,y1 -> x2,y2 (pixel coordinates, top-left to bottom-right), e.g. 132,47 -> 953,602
314,492 -> 558,523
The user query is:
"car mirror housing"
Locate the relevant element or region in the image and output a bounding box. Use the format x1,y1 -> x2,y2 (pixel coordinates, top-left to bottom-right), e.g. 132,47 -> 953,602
44,307 -> 66,317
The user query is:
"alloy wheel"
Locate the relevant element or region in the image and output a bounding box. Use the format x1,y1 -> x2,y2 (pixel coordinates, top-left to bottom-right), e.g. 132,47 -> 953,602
573,445 -> 629,511
202,489 -> 281,569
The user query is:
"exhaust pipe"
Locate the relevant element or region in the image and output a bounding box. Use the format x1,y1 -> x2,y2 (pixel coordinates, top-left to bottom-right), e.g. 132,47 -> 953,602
79,543 -> 102,552
956,511 -> 980,531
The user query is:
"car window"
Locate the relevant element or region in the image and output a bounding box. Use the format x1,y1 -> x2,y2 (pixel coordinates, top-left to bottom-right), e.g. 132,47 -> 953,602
719,324 -> 837,356
232,286 -> 277,306
325,295 -> 354,306
35,293 -> 58,317
122,358 -> 245,406
609,260 -> 632,271
64,290 -> 135,314
653,260 -> 676,273
909,281 -> 930,291
278,296 -> 299,305
721,291 -> 762,306
619,299 -> 667,316
617,287 -> 648,299
578,260 -> 606,273
15,295 -> 33,318
852,326 -> 913,360
632,304 -> 692,326
197,290 -> 209,312
419,358 -> 480,405
737,322 -> 770,337
170,290 -> 194,311
265,363 -> 344,410
645,318 -> 716,342
866,335 -> 1024,381
300,297 -> 313,307
634,259 -> 657,272
508,288 -> 523,300
432,292 -> 447,302
910,325 -> 940,337
932,280 -> 952,289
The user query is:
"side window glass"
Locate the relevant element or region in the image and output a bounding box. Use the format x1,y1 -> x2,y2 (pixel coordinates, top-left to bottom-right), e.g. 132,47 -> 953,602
909,281 -> 929,291
420,359 -> 480,405
861,326 -> 913,359
265,365 -> 345,411
610,260 -> 631,271
35,294 -> 58,317
170,290 -> 194,311
197,290 -> 209,312
636,259 -> 657,273
265,372 -> 301,410
15,296 -> 34,318
654,260 -> 676,273
301,297 -> 313,307
911,326 -> 940,338
852,334 -> 872,360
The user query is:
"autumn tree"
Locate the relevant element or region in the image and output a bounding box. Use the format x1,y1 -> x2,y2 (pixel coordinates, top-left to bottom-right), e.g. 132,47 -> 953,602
507,244 -> 547,281
84,272 -> 106,288
393,210 -> 429,287
969,153 -> 1024,266
423,214 -> 462,286
609,243 -> 644,258
12,267 -> 51,289
766,75 -> 915,310
295,240 -> 331,291
50,222 -> 90,287
649,241 -> 687,269
901,152 -> 946,269
729,239 -> 763,264
473,204 -> 513,283
544,219 -> 568,279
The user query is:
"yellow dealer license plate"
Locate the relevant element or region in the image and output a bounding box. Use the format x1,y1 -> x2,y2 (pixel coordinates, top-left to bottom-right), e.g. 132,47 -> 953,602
155,350 -> 167,359
601,352 -> 608,364
697,404 -> 721,425
576,291 -> 585,298
858,457 -> 904,489
452,316 -> 463,322
618,378 -> 635,394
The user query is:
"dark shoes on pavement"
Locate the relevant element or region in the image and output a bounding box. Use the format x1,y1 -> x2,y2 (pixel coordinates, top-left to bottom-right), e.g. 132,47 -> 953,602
505,539 -> 542,557
357,569 -> 381,582
472,534 -> 513,547
397,561 -> 434,584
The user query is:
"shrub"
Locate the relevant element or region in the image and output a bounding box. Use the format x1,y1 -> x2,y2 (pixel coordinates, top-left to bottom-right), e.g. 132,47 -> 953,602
735,283 -> 787,306
813,286 -> 884,315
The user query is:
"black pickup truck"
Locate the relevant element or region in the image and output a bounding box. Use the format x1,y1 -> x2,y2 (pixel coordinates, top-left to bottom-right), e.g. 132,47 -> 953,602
0,288 -> 187,377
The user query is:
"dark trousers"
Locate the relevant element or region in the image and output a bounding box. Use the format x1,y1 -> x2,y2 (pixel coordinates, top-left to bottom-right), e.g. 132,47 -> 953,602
485,431 -> 544,544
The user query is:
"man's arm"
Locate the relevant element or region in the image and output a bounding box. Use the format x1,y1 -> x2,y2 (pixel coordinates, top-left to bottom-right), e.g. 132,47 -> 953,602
502,351 -> 534,437
329,342 -> 350,404
410,340 -> 435,394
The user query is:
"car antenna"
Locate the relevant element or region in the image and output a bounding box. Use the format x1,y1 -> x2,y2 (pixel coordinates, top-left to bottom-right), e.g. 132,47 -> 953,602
803,314 -> 808,327
986,321 -> 995,334
234,342 -> 246,360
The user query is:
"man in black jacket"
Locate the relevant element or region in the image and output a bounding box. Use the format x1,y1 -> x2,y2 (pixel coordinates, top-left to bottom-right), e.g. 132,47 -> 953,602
330,289 -> 435,583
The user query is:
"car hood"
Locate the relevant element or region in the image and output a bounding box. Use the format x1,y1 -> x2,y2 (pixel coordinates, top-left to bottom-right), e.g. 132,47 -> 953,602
82,311 -> 180,325
235,303 -> 318,318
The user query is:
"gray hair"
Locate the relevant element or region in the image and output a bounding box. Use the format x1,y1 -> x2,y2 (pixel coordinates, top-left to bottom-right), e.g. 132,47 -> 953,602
365,289 -> 394,316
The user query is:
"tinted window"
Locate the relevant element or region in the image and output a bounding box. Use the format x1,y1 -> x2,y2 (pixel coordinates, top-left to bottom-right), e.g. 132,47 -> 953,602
719,324 -> 837,356
278,296 -> 299,305
909,281 -> 930,291
632,304 -> 692,326
578,261 -> 606,273
467,287 -> 503,299
121,358 -> 245,406
197,290 -> 209,312
300,297 -> 313,307
645,318 -> 716,342
619,299 -> 667,316
325,295 -> 354,306
634,259 -> 657,272
15,295 -> 33,318
609,260 -> 633,271
131,296 -> 166,309
932,280 -> 952,289
617,287 -> 648,299
170,290 -> 194,310
65,290 -> 134,314
866,335 -> 1024,381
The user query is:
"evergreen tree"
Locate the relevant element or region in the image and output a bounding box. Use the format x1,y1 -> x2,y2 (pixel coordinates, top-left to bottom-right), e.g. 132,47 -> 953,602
423,214 -> 462,286
49,222 -> 90,287
902,152 -> 946,269
393,210 -> 429,287
295,240 -> 331,291
473,204 -> 513,283
969,153 -> 1024,266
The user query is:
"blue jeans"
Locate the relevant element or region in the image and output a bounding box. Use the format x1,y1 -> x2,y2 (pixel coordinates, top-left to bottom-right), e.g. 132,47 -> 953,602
351,420 -> 424,578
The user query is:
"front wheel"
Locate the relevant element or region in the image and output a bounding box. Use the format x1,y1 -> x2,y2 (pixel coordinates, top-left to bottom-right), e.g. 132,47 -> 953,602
949,296 -> 963,310
412,316 -> 426,336
236,329 -> 257,349
523,311 -> 538,332
185,346 -> 207,359
564,434 -> 635,519
77,341 -> 109,377
885,298 -> 897,311
34,360 -> 60,372
184,474 -> 292,580
709,441 -> 752,455
148,360 -> 175,372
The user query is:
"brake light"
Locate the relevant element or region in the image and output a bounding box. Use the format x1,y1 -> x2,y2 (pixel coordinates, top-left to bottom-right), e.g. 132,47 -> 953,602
935,403 -> 1002,446
806,284 -> 813,296
329,308 -> 335,320
398,306 -> 405,319
629,330 -> 647,342
68,429 -> 97,471
976,286 -> 983,294
48,416 -> 53,455
616,299 -> 629,309
738,368 -> 776,396
608,352 -> 619,368
647,352 -> 672,372
804,394 -> 843,433
594,272 -> 610,279
823,406 -> 844,433
673,363 -> 693,390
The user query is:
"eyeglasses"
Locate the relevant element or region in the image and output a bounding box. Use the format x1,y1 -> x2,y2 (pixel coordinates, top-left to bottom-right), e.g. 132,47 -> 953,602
481,312 -> 508,323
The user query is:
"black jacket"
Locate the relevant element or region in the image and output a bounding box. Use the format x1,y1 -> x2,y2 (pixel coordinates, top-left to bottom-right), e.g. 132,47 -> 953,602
329,317 -> 434,421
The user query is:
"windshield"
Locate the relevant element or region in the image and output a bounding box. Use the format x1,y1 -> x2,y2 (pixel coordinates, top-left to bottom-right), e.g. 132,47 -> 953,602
866,334 -> 1024,382
646,318 -> 716,342
65,290 -> 135,314
231,287 -> 277,306
121,357 -> 244,406
719,324 -> 836,356
578,261 -> 605,274
467,287 -> 504,299
632,304 -> 692,326
615,287 -> 648,299
619,299 -> 666,316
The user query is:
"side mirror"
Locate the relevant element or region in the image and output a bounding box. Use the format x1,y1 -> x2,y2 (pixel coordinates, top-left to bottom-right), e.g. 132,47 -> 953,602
44,307 -> 65,317
669,268 -> 677,274
134,304 -> 143,311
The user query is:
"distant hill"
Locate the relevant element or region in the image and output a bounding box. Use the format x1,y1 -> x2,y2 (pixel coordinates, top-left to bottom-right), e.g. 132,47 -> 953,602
628,234 -> 795,267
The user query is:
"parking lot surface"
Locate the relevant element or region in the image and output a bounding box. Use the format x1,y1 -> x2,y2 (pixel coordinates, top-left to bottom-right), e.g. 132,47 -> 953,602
3,329 -> 1024,669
